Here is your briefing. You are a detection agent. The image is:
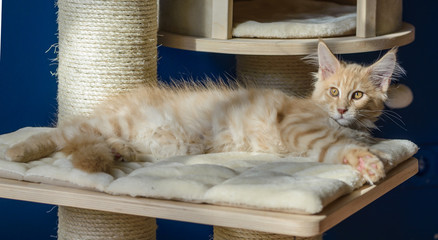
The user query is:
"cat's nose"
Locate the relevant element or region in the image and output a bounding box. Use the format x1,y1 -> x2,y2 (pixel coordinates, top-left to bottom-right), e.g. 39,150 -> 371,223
337,108 -> 348,114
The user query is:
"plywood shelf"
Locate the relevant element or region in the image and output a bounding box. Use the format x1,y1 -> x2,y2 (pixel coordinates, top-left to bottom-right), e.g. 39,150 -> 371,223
0,158 -> 417,237
158,22 -> 414,55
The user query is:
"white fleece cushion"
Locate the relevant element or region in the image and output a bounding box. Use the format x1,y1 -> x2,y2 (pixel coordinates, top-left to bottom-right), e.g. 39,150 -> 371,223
233,0 -> 356,39
0,127 -> 417,214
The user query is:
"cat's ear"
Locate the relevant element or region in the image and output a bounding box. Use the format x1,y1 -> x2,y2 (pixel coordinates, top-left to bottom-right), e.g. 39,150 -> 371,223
318,41 -> 341,80
368,48 -> 398,92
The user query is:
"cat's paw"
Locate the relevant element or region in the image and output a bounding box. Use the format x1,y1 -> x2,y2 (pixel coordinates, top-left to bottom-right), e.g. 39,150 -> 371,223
5,144 -> 27,162
341,148 -> 385,183
108,139 -> 138,162
5,142 -> 53,163
5,132 -> 57,163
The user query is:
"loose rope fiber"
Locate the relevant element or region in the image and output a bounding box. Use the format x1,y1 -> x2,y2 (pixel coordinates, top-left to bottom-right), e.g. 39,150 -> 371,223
214,227 -> 322,240
58,207 -> 157,240
56,0 -> 158,239
57,0 -> 158,122
236,55 -> 317,98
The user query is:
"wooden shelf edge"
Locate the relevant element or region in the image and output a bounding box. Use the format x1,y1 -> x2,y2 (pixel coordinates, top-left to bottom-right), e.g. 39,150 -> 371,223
319,157 -> 418,232
0,158 -> 417,237
0,177 -> 323,236
158,23 -> 415,55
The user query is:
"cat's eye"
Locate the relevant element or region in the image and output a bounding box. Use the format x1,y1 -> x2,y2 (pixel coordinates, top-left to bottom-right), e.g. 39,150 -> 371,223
329,87 -> 339,97
352,91 -> 364,100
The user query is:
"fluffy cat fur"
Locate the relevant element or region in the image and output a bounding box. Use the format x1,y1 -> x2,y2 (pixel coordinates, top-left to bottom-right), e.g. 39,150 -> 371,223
6,41 -> 401,183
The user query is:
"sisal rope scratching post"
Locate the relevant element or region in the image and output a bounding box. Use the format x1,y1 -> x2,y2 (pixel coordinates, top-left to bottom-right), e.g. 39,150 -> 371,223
214,226 -> 322,240
56,0 -> 157,239
236,55 -> 317,98
58,207 -> 157,240
213,55 -> 319,239
57,0 -> 157,122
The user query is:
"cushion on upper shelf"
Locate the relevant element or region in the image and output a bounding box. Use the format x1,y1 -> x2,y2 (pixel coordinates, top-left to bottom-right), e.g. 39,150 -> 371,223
233,0 -> 356,39
0,127 -> 417,214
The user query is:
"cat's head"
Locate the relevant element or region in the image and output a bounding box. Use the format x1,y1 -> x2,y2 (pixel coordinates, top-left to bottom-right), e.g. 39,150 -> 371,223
311,41 -> 402,131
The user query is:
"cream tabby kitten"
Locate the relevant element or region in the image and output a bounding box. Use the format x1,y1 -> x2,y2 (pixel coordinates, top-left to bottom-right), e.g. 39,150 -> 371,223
6,41 -> 400,183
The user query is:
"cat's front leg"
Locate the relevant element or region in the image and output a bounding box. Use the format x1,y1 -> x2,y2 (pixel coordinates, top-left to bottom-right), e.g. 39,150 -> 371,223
340,146 -> 385,183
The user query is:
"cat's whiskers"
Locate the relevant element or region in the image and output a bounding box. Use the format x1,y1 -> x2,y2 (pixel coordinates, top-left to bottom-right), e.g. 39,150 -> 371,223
360,109 -> 407,131
381,111 -> 407,131
353,114 -> 378,132
381,110 -> 405,122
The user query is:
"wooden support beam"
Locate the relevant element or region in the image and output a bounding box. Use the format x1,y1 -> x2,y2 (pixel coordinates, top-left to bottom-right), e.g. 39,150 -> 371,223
212,0 -> 233,39
357,0 -> 377,38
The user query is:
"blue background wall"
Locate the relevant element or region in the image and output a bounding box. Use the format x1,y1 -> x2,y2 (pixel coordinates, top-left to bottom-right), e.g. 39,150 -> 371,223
0,0 -> 436,239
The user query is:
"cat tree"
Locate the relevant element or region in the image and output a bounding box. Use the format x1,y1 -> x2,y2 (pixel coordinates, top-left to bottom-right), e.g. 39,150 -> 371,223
158,0 -> 415,239
0,0 -> 417,240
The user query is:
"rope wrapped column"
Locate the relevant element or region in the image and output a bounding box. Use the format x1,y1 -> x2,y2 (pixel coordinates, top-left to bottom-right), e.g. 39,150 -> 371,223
58,207 -> 157,240
236,55 -> 317,97
56,0 -> 157,239
213,55 -> 319,239
57,0 -> 157,121
214,227 -> 322,240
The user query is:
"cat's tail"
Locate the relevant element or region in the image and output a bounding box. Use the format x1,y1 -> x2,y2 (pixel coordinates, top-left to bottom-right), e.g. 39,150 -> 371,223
62,134 -> 114,173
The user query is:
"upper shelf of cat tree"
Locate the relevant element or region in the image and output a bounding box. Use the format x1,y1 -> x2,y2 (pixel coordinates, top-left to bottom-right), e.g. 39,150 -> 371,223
158,0 -> 415,55
158,23 -> 414,55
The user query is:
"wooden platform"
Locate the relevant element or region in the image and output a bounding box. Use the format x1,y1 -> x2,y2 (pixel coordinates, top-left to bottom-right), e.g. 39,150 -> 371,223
0,158 -> 417,237
158,23 -> 414,55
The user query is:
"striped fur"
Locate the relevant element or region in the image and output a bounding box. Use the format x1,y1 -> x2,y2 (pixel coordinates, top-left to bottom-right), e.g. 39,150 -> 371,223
6,42 -> 400,183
